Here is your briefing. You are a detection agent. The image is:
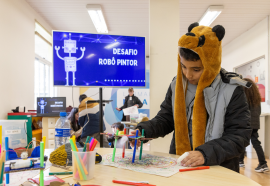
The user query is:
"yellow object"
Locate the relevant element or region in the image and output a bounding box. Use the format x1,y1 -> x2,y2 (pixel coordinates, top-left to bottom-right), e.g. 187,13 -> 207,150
74,158 -> 83,180
72,135 -> 78,152
42,136 -> 46,152
175,23 -> 224,155
49,145 -> 67,166
118,131 -> 124,135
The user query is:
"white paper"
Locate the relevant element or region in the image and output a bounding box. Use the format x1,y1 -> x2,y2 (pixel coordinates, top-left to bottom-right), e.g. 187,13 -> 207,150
101,152 -> 186,177
123,106 -> 138,115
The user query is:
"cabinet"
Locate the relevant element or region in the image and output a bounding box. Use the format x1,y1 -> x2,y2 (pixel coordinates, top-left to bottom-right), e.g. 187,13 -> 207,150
42,117 -> 59,149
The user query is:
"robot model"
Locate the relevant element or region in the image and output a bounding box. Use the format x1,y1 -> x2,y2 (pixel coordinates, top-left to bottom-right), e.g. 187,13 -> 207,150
38,99 -> 47,114
55,33 -> 85,86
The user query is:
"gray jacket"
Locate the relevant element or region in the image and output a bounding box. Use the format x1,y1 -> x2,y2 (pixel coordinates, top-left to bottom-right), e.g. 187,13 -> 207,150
137,69 -> 252,172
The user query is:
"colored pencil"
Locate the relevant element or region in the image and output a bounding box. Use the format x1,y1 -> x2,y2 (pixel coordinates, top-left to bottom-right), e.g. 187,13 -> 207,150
112,130 -> 119,162
122,128 -> 126,158
139,129 -> 144,160
49,172 -> 73,175
179,166 -> 210,172
90,139 -> 98,151
69,139 -> 87,180
132,130 -> 139,163
83,136 -> 90,152
112,180 -> 156,186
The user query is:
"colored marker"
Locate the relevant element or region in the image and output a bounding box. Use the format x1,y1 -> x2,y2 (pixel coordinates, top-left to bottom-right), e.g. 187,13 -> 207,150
91,139 -> 98,151
83,136 -> 90,152
139,129 -> 144,160
5,137 -> 9,184
132,130 -> 139,163
49,172 -> 73,175
89,138 -> 95,150
179,166 -> 210,172
122,128 -> 126,158
40,142 -> 44,186
112,130 -> 119,162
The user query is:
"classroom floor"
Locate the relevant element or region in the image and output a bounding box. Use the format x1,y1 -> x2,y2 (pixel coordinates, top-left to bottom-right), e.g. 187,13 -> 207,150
240,157 -> 270,186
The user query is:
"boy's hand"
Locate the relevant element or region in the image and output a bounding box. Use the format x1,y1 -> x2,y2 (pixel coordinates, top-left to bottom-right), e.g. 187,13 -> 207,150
129,129 -> 142,148
181,151 -> 205,167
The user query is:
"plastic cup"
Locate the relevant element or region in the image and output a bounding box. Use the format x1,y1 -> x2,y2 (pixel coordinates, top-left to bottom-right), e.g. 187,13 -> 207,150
72,148 -> 97,181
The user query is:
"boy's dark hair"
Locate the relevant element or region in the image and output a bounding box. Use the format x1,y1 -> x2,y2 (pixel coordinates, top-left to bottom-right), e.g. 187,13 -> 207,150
79,94 -> 87,103
180,48 -> 200,61
111,122 -> 124,131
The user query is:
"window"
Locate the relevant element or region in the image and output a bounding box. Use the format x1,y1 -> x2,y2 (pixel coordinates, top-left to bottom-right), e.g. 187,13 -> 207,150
34,22 -> 56,108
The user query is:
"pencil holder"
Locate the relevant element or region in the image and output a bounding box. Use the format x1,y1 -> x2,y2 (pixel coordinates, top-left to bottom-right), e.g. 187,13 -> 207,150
72,148 -> 97,181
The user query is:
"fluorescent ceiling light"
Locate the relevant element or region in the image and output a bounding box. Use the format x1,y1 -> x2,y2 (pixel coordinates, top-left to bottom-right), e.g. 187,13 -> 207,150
86,5 -> 108,33
199,5 -> 224,26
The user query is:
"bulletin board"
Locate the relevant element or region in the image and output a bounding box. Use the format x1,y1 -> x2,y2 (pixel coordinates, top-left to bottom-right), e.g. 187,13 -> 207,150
234,56 -> 266,102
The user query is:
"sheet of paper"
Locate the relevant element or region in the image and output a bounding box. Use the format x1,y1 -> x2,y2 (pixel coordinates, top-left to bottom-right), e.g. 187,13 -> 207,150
8,170 -> 40,186
101,152 -> 186,177
122,106 -> 138,116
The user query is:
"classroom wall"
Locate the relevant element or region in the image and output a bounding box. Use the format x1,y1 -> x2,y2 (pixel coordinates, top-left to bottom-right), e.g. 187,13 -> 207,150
222,16 -> 270,158
222,17 -> 270,113
149,0 -> 179,153
0,0 -> 53,119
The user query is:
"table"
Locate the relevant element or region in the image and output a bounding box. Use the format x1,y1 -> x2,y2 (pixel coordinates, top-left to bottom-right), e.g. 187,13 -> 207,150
36,148 -> 260,186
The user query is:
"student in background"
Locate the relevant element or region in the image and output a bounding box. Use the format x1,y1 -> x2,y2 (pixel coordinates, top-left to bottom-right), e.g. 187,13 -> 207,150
78,94 -> 109,147
68,107 -> 82,142
107,122 -> 125,148
116,88 -> 143,121
239,78 -> 269,172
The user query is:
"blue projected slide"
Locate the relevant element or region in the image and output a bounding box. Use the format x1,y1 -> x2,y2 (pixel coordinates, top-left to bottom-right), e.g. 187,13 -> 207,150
53,31 -> 146,87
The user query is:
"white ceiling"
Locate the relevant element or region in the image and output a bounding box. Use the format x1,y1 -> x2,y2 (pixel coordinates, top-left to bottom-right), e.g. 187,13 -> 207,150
180,0 -> 270,46
26,0 -> 270,56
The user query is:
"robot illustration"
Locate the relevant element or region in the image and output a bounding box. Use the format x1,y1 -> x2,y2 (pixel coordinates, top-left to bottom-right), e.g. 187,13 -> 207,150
55,33 -> 85,86
38,99 -> 47,114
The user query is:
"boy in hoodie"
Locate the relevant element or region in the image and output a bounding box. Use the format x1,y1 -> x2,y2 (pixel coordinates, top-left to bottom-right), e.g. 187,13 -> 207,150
131,23 -> 252,172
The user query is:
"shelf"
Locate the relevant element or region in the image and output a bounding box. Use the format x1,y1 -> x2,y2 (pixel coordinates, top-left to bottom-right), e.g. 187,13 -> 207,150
32,129 -> 42,135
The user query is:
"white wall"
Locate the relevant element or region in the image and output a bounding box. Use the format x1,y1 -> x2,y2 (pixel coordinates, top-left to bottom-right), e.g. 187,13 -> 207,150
58,87 -> 80,108
222,17 -> 270,113
149,0 -> 179,153
222,17 -> 270,158
0,0 -> 53,119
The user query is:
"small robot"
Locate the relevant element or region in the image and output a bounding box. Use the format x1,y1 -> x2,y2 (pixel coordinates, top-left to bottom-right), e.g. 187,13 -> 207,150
38,99 -> 47,114
55,33 -> 85,86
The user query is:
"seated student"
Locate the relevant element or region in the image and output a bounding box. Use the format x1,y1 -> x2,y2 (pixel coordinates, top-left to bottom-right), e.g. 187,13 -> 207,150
131,23 -> 252,172
67,107 -> 82,142
107,122 -> 125,148
78,94 -> 109,147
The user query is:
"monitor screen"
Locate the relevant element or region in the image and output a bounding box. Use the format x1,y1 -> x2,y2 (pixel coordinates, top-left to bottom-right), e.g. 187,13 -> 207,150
53,31 -> 146,87
37,97 -> 66,116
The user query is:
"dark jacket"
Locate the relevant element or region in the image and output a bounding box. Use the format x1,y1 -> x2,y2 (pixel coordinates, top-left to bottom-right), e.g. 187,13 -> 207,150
250,105 -> 261,129
120,95 -> 143,110
137,70 -> 251,172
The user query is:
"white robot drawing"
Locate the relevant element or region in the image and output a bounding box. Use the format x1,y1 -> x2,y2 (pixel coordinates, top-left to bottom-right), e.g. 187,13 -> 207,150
38,99 -> 47,114
55,33 -> 85,86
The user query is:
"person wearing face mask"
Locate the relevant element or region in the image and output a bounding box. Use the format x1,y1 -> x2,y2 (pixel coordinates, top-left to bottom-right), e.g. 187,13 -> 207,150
116,87 -> 143,121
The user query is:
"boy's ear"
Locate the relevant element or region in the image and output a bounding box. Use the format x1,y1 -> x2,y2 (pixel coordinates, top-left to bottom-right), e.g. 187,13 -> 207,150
212,25 -> 225,41
188,22 -> 199,32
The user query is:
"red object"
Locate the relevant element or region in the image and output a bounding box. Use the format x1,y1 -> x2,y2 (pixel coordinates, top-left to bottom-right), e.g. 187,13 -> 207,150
87,143 -> 90,151
90,139 -> 98,151
112,180 -> 156,186
179,166 -> 210,172
8,112 -> 36,116
122,128 -> 127,158
31,176 -> 65,185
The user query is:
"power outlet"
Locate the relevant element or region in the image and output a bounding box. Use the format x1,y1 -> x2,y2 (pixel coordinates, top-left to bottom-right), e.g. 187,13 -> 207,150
48,118 -> 55,128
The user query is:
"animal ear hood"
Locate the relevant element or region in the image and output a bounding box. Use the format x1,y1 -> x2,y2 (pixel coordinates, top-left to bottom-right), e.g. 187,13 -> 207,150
174,23 -> 225,155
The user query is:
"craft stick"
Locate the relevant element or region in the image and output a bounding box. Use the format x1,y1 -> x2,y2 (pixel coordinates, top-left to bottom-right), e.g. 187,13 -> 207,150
91,139 -> 98,151
42,136 -> 46,152
69,139 -> 87,180
122,128 -> 126,158
139,129 -> 144,160
83,136 -> 90,152
112,130 -> 119,162
132,130 -> 139,163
